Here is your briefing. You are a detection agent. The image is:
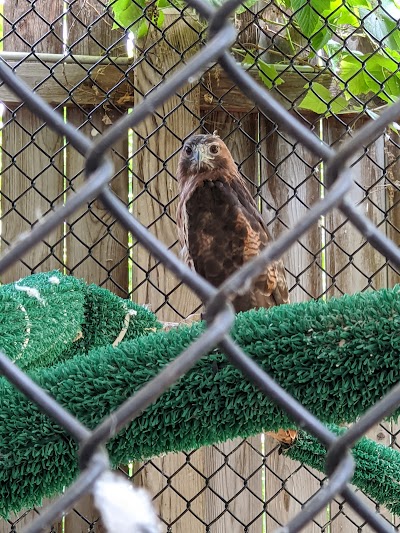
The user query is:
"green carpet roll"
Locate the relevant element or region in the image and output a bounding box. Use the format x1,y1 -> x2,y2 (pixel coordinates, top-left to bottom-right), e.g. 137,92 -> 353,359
59,282 -> 161,363
0,271 -> 85,370
1,276 -> 400,516
285,426 -> 400,515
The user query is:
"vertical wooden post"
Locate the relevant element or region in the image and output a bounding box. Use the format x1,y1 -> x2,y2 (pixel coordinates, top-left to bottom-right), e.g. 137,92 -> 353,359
131,11 -> 201,321
0,0 -> 65,284
62,4 -> 129,531
0,1 -> 64,529
324,117 -> 390,532
260,113 -> 325,531
131,12 -> 204,532
324,119 -> 387,298
65,3 -> 129,298
385,130 -> 400,528
386,131 -> 400,288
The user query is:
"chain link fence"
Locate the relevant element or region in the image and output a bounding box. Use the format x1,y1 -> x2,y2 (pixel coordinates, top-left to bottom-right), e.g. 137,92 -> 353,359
0,0 -> 400,531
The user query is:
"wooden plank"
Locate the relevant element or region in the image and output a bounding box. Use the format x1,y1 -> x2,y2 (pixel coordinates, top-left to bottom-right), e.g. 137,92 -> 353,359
383,129 -> 400,529
63,4 -> 129,531
260,115 -> 323,305
201,110 -> 264,532
131,11 -> 201,321
382,130 -> 399,287
200,66 -> 331,114
0,60 -> 133,107
0,502 -> 62,533
203,439 -> 264,532
259,114 -> 325,531
0,0 -> 65,283
64,5 -> 129,298
323,116 -> 391,532
130,12 -> 205,533
0,1 -> 64,528
1,111 -> 66,281
323,117 -> 387,299
62,495 -> 105,533
65,109 -> 129,297
0,59 -> 332,113
134,451 -> 206,531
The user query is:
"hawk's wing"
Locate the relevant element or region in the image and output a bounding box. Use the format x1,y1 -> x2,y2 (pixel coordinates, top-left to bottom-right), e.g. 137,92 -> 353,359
182,174 -> 289,312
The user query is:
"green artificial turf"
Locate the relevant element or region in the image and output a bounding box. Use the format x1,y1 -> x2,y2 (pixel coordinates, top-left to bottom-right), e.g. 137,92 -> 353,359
0,271 -> 85,370
1,274 -> 400,516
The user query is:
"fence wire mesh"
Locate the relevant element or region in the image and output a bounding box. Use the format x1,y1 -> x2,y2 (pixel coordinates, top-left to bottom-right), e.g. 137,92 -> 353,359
0,0 -> 400,532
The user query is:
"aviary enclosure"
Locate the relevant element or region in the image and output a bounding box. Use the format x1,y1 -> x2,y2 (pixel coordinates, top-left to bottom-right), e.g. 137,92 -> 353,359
0,0 -> 400,531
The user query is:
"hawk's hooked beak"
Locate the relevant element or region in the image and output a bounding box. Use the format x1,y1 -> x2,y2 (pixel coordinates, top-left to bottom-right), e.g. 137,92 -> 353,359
193,145 -> 210,171
193,148 -> 202,171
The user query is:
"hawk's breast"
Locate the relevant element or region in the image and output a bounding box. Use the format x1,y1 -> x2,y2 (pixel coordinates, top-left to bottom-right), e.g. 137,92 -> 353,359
185,179 -> 251,289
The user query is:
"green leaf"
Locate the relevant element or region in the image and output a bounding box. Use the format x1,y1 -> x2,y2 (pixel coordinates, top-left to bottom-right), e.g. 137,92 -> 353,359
109,0 -> 144,29
257,60 -> 284,88
156,8 -> 165,28
339,54 -> 369,95
235,0 -> 260,14
298,82 -> 349,115
324,39 -> 343,72
242,52 -> 256,68
385,48 -> 400,62
310,0 -> 336,12
360,6 -> 400,50
346,0 -> 371,7
331,5 -> 359,27
381,0 -> 400,20
292,0 -> 322,38
136,19 -> 149,38
310,27 -> 331,51
242,55 -> 283,88
157,0 -> 171,8
339,52 -> 400,103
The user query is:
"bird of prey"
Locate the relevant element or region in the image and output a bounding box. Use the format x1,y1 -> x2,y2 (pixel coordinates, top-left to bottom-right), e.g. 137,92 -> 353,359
176,133 -> 295,446
176,133 -> 289,313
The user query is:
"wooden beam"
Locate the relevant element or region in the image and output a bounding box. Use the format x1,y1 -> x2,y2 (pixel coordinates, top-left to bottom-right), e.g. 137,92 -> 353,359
1,60 -> 331,112
200,65 -> 331,113
0,60 -> 133,107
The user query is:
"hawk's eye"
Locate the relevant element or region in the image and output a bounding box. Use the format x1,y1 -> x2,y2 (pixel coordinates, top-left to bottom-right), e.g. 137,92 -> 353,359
209,144 -> 219,155
185,146 -> 193,156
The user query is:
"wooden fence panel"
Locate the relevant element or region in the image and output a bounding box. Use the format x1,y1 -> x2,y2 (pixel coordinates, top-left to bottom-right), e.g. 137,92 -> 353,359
131,12 -> 202,322
131,13 -> 205,533
260,114 -> 325,531
0,501 -> 62,533
384,130 -> 400,531
386,131 -> 400,288
323,117 -> 392,532
65,4 -> 129,298
0,0 -> 65,283
0,1 -> 64,530
63,4 -> 129,531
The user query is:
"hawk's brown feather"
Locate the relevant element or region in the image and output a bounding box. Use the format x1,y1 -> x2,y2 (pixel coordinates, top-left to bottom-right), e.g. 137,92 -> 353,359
176,134 -> 289,313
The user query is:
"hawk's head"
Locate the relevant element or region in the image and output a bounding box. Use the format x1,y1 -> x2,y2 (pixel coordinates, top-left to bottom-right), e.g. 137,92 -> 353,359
177,134 -> 236,185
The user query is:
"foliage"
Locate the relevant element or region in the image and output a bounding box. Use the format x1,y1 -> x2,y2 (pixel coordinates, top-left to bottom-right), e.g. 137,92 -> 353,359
108,0 -> 400,116
261,0 -> 400,115
109,0 -> 168,38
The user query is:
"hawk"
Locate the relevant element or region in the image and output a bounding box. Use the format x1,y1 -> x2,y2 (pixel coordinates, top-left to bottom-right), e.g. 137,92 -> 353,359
176,133 -> 295,446
176,133 -> 289,313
